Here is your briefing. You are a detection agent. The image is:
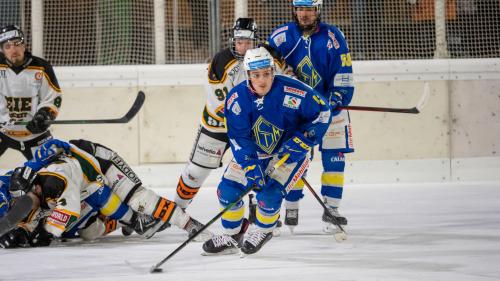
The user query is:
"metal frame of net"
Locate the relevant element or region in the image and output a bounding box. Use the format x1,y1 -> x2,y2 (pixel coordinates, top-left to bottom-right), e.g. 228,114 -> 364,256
1,0 -> 498,65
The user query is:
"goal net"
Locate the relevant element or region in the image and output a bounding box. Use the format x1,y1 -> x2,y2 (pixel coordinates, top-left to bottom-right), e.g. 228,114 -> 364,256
1,0 -> 498,65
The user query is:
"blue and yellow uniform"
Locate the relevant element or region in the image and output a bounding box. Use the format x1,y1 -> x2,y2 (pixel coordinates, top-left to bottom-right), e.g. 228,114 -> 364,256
268,20 -> 355,213
219,74 -> 331,233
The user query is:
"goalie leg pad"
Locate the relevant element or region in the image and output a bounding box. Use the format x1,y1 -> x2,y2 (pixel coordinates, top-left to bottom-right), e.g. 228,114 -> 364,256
320,110 -> 354,152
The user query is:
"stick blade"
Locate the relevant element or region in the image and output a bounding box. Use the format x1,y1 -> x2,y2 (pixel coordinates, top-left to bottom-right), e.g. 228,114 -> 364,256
415,82 -> 431,113
123,91 -> 146,121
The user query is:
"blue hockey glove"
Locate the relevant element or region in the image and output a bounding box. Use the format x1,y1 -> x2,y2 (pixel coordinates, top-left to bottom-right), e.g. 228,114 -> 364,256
26,139 -> 71,171
244,162 -> 266,191
278,134 -> 313,164
329,92 -> 343,117
0,191 -> 9,218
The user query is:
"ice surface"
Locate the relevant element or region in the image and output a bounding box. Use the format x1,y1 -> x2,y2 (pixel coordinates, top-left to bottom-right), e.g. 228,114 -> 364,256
1,177 -> 499,281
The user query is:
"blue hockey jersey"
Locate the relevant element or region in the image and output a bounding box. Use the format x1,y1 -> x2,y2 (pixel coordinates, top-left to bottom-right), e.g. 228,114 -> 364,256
225,74 -> 331,170
0,173 -> 12,217
267,22 -> 354,106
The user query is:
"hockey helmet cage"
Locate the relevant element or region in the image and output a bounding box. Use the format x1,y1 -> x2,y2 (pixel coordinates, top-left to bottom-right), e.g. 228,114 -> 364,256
0,25 -> 24,46
9,166 -> 38,197
243,47 -> 274,72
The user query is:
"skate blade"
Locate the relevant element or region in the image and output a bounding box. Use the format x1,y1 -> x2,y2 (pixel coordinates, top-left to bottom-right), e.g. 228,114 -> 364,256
272,227 -> 281,237
287,225 -> 296,235
201,248 -> 239,256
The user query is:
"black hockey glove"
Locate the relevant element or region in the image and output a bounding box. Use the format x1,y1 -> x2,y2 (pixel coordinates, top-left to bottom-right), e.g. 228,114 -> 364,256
0,227 -> 31,248
26,108 -> 53,134
29,220 -> 53,247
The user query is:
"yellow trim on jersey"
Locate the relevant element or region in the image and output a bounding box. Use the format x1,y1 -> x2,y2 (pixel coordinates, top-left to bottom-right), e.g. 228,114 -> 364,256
256,209 -> 280,225
46,220 -> 66,231
221,206 -> 245,221
26,66 -> 62,92
0,64 -> 7,68
207,59 -> 237,84
321,172 -> 344,187
99,193 -> 122,217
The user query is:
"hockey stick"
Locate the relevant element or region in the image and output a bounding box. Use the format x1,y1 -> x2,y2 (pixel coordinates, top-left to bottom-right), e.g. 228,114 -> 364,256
339,82 -> 430,114
4,91 -> 145,126
301,177 -> 348,242
149,154 -> 290,273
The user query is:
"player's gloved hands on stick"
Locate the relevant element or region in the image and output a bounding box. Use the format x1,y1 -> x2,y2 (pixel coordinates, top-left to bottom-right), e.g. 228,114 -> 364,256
329,92 -> 343,117
244,161 -> 266,191
26,108 -> 53,134
278,134 -> 313,164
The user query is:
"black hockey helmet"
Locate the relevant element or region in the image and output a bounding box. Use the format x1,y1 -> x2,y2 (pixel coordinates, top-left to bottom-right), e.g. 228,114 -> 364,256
0,25 -> 25,47
230,18 -> 258,60
9,166 -> 38,197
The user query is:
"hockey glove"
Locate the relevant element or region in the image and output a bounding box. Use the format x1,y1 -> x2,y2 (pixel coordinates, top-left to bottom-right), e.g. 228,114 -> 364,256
26,108 -> 54,134
29,220 -> 53,247
0,227 -> 31,248
278,134 -> 313,164
244,162 -> 266,191
33,139 -> 71,163
329,92 -> 343,117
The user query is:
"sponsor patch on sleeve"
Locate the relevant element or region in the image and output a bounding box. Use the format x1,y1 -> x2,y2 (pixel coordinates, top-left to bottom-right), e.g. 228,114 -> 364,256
284,86 -> 306,97
226,92 -> 238,109
273,32 -> 286,47
283,95 -> 301,109
333,73 -> 354,87
270,26 -> 288,39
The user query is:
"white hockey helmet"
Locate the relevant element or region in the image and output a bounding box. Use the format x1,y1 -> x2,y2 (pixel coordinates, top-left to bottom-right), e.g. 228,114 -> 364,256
243,47 -> 274,72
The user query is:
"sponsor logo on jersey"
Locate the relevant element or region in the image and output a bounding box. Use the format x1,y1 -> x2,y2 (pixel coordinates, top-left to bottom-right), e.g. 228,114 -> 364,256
231,101 -> 241,115
111,154 -> 141,185
227,92 -> 238,108
284,86 -> 306,97
254,97 -> 264,110
252,116 -> 283,154
328,31 -> 340,49
49,209 -> 70,224
35,71 -> 43,80
334,73 -> 354,87
270,26 -> 288,38
273,32 -> 286,47
283,95 -> 301,109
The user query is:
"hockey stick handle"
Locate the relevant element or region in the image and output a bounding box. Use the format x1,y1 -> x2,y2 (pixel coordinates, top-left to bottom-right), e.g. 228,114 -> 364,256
301,177 -> 347,234
150,154 -> 289,272
339,105 -> 419,114
5,91 -> 145,126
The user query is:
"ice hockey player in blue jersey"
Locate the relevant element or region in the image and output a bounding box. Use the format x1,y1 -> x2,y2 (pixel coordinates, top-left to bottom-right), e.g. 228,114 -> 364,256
202,47 -> 331,255
267,0 -> 355,233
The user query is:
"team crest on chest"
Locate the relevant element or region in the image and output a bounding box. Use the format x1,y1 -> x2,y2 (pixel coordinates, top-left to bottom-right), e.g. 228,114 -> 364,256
296,56 -> 321,89
252,116 -> 283,154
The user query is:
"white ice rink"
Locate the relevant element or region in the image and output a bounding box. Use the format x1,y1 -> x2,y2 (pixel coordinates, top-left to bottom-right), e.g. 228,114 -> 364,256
1,168 -> 499,281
